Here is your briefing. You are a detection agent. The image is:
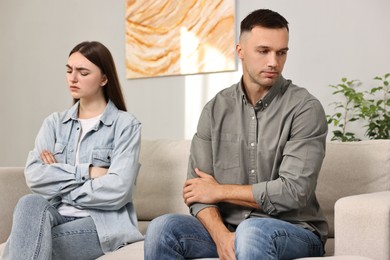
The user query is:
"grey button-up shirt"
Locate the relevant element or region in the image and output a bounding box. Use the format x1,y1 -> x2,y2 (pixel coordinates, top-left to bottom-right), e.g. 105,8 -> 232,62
188,76 -> 328,243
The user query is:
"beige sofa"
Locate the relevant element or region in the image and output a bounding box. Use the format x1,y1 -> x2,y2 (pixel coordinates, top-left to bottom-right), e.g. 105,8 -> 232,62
1,140 -> 389,260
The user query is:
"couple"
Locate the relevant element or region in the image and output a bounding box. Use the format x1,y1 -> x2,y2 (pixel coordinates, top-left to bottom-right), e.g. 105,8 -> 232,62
2,9 -> 328,260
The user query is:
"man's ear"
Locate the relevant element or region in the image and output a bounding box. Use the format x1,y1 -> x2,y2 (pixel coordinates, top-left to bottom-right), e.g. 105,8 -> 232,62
236,43 -> 244,59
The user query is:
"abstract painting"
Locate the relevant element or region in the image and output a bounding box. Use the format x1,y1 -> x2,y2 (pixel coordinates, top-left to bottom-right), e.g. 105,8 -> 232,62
125,0 -> 236,79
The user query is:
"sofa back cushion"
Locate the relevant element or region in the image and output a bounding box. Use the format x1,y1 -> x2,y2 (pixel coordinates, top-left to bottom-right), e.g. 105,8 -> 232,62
134,140 -> 191,221
316,140 -> 390,238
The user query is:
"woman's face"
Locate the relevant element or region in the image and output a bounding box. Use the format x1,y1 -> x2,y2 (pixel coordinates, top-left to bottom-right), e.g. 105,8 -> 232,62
66,52 -> 107,101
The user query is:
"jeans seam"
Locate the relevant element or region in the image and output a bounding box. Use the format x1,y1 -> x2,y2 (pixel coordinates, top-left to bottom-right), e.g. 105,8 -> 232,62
33,203 -> 51,260
52,229 -> 98,239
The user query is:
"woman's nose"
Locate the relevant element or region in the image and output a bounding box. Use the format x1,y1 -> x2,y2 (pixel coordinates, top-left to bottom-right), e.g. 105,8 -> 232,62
69,71 -> 78,82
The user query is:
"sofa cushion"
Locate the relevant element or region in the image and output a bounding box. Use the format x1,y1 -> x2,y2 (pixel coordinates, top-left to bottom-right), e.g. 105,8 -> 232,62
134,140 -> 191,221
316,140 -> 390,238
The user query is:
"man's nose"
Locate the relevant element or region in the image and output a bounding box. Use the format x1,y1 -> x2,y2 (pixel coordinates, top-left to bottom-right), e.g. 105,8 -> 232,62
267,52 -> 278,68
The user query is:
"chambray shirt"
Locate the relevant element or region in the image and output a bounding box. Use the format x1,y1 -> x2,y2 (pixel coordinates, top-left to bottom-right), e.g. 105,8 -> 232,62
25,100 -> 143,253
188,76 -> 328,243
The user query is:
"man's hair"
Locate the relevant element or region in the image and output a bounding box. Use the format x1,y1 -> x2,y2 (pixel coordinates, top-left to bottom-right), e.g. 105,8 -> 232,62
240,9 -> 289,36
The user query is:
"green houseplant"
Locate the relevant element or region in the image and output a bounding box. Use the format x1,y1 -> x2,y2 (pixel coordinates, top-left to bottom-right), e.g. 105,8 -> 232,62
360,73 -> 390,139
326,78 -> 364,141
327,73 -> 390,141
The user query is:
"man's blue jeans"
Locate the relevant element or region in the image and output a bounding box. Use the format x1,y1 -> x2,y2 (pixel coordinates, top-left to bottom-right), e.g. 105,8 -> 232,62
144,214 -> 324,260
2,194 -> 104,260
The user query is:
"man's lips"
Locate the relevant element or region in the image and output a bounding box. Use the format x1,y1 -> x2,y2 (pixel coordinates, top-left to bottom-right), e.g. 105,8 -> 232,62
69,86 -> 80,90
262,71 -> 278,78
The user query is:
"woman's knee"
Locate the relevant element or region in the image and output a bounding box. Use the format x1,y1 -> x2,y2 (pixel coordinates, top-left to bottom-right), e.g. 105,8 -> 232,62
14,194 -> 48,214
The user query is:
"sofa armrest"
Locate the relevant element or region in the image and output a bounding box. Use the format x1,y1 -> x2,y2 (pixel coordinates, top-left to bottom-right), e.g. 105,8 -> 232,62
334,191 -> 390,260
0,167 -> 30,243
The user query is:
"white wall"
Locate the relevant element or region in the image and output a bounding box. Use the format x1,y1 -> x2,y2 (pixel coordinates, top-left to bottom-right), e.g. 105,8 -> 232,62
1,0 -> 389,166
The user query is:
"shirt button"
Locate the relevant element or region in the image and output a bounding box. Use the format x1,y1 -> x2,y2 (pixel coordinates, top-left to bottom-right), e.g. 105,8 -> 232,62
251,169 -> 255,174
244,214 -> 249,218
250,142 -> 255,147
252,116 -> 255,120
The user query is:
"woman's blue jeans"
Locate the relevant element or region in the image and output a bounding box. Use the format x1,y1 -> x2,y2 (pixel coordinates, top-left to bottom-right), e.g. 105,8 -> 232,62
2,194 -> 103,260
144,214 -> 324,260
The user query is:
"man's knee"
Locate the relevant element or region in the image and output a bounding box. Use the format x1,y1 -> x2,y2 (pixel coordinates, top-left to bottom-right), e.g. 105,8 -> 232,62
145,213 -> 193,247
236,218 -> 284,236
147,214 -> 181,237
235,218 -> 283,248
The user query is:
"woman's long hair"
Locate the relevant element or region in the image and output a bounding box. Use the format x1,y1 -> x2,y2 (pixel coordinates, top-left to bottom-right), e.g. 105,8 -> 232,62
69,41 -> 127,111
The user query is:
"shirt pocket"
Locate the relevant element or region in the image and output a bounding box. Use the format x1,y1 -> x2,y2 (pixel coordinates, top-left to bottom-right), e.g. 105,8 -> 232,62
92,148 -> 113,168
53,143 -> 67,163
213,133 -> 240,170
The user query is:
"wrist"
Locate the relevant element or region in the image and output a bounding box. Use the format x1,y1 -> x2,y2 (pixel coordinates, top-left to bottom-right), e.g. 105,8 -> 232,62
217,184 -> 227,202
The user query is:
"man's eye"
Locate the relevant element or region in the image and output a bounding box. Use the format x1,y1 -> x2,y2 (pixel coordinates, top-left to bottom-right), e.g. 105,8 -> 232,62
80,72 -> 89,76
66,70 -> 72,74
277,51 -> 287,56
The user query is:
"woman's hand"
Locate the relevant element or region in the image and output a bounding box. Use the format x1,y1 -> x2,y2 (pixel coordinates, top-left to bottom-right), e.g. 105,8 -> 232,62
89,167 -> 108,179
40,151 -> 107,179
40,151 -> 57,164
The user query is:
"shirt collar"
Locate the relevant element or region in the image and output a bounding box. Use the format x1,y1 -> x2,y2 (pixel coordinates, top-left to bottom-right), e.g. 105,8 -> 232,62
62,100 -> 118,126
239,75 -> 287,111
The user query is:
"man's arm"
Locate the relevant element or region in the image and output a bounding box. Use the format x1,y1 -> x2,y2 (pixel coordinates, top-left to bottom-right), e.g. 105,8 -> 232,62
197,207 -> 235,260
183,168 -> 260,260
184,168 -> 260,209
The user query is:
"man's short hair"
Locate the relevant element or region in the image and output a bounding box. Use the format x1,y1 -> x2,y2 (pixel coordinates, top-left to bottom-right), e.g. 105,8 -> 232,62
240,9 -> 289,36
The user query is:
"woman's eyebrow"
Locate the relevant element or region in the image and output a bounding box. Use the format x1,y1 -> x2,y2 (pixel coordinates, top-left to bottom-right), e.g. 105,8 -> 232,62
65,64 -> 91,71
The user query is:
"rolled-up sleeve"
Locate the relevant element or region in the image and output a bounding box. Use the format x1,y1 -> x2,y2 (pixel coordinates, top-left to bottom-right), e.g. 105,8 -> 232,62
252,99 -> 327,215
188,107 -> 219,216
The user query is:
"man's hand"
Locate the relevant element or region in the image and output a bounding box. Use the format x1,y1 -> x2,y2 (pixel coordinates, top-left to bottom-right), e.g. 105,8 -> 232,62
215,231 -> 236,260
184,168 -> 260,209
197,207 -> 236,260
41,151 -> 57,164
183,168 -> 222,206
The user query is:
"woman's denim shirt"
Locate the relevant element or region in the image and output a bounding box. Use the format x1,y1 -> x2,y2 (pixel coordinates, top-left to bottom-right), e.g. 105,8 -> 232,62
25,100 -> 143,253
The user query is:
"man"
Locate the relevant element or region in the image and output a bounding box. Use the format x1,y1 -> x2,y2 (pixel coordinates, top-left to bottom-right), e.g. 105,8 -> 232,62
145,9 -> 328,260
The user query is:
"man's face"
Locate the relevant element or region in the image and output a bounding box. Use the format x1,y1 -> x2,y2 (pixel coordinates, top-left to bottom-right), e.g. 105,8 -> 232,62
237,26 -> 289,89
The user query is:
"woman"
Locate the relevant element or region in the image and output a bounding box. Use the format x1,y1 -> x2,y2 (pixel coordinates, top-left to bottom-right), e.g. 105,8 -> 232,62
2,41 -> 143,260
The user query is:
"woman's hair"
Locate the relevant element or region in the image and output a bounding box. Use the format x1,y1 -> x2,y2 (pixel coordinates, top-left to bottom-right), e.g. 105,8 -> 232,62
240,9 -> 289,37
69,41 -> 127,111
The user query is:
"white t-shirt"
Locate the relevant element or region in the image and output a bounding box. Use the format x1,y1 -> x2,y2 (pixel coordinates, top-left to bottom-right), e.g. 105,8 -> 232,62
57,114 -> 102,217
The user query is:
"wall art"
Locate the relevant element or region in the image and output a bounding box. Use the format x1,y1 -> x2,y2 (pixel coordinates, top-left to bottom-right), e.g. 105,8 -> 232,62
125,0 -> 236,79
